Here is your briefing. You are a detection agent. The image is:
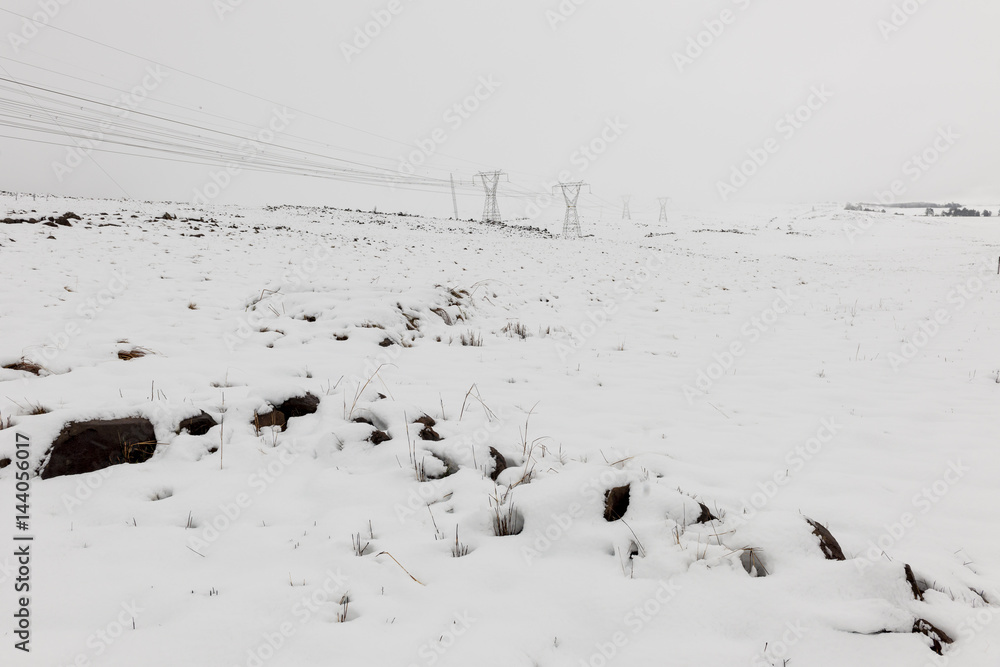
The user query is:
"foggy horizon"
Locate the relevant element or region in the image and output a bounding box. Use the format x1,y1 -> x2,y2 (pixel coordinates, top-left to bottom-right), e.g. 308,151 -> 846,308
0,1 -> 997,219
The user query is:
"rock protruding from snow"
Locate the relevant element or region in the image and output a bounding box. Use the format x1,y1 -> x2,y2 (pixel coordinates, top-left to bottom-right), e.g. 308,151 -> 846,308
254,393 -> 320,432
805,517 -> 847,561
177,411 -> 218,436
604,485 -> 630,521
277,393 -> 320,419
488,447 -> 507,481
41,418 -> 157,479
696,502 -> 717,524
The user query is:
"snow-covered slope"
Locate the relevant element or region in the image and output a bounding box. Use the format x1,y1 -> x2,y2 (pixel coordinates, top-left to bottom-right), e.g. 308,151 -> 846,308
1,195 -> 998,666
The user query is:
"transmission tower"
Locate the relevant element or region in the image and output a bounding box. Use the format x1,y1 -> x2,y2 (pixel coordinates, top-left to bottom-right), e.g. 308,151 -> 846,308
621,195 -> 632,221
553,182 -> 590,238
450,174 -> 460,219
473,171 -> 506,223
658,197 -> 672,223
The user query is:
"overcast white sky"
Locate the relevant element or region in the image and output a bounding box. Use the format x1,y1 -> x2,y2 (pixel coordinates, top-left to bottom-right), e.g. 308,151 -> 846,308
0,0 -> 997,220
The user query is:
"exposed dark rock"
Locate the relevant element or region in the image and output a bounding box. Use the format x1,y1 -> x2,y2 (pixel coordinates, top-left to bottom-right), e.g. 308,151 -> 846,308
41,418 -> 157,479
252,394 -> 319,432
369,429 -> 391,445
419,426 -> 442,441
0,457 -> 10,469
913,618 -> 953,655
378,337 -> 395,347
414,415 -> 436,428
277,393 -> 320,419
806,517 -> 846,561
177,411 -> 217,437
695,502 -> 718,524
604,485 -> 630,522
488,447 -> 507,481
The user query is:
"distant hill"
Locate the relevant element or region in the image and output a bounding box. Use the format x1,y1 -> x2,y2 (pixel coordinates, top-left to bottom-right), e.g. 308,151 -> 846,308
858,202 -> 951,209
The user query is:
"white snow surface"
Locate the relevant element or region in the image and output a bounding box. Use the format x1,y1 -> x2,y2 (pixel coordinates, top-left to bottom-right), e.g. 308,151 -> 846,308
0,195 -> 998,666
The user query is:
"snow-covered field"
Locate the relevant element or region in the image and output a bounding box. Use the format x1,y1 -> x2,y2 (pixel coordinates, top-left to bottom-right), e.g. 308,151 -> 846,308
1,194 -> 998,666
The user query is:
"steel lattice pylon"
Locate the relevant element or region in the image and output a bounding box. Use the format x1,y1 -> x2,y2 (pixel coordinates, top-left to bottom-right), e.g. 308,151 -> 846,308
621,195 -> 631,221
658,197 -> 671,223
554,182 -> 590,238
474,171 -> 505,223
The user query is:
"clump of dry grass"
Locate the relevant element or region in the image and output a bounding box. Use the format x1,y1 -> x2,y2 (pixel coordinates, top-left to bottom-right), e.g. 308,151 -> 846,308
490,492 -> 523,537
451,526 -> 470,557
9,399 -> 48,416
335,595 -> 350,623
501,321 -> 528,339
351,533 -> 370,557
460,330 -> 483,347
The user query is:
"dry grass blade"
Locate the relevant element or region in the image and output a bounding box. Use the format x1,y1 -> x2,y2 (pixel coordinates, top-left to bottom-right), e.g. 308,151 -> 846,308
375,552 -> 425,585
459,384 -> 498,422
348,363 -> 394,420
